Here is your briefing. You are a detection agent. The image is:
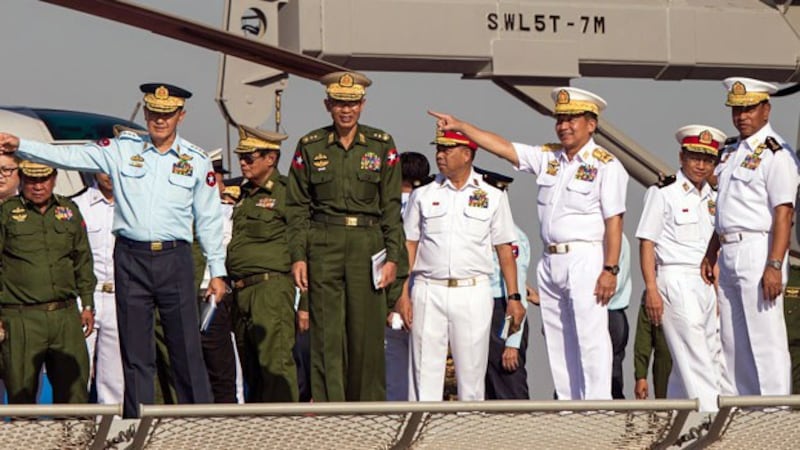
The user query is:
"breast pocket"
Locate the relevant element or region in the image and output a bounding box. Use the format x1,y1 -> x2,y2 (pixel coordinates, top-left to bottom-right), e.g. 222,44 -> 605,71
463,206 -> 491,238
119,165 -> 146,194
536,176 -> 557,205
52,220 -> 77,253
244,208 -> 281,240
354,171 -> 380,201
732,165 -> 755,184
674,209 -> 700,241
421,202 -> 448,234
166,173 -> 195,204
309,171 -> 336,200
564,178 -> 595,212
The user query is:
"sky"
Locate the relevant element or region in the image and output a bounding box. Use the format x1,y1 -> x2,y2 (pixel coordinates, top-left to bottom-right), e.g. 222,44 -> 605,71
1,0 -> 798,400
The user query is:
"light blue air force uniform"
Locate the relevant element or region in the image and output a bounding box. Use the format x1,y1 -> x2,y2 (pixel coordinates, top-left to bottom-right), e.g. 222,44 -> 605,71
17,131 -> 226,277
490,224 -> 531,348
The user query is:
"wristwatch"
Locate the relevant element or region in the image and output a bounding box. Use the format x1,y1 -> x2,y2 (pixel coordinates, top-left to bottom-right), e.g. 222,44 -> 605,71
603,265 -> 620,276
82,305 -> 95,314
507,293 -> 522,302
766,259 -> 782,270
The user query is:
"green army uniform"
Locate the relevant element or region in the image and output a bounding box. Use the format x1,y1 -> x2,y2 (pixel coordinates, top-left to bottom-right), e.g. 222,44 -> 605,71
0,192 -> 96,403
633,300 -> 672,399
228,170 -> 297,402
288,123 -> 405,402
784,264 -> 800,394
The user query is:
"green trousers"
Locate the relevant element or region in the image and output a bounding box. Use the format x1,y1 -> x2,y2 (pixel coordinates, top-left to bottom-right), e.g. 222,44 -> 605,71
1,306 -> 89,403
235,275 -> 297,402
308,222 -> 387,401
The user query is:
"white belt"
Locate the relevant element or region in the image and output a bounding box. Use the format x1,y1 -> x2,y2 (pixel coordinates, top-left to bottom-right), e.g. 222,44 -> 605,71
657,265 -> 701,275
417,275 -> 488,288
545,241 -> 602,255
719,231 -> 766,244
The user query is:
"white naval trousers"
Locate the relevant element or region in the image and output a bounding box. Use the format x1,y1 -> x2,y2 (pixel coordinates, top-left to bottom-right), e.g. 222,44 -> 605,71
85,291 -> 124,405
658,266 -> 722,412
718,232 -> 791,396
409,277 -> 493,401
538,243 -> 612,400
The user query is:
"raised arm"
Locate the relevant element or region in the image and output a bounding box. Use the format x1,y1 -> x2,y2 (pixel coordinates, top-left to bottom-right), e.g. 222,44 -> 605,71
428,111 -> 519,166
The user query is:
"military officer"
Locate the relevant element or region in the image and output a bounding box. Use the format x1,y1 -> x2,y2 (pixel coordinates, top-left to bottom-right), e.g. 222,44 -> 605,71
637,125 -> 726,411
227,125 -> 298,402
72,172 -> 123,405
398,131 -> 521,401
287,71 -> 405,401
0,161 -> 96,403
430,87 -> 628,400
0,83 -> 222,417
701,78 -> 799,396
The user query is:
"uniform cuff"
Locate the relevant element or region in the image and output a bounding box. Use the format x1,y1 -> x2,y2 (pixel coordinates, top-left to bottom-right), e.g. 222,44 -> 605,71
209,262 -> 227,279
290,250 -> 307,264
80,294 -> 95,309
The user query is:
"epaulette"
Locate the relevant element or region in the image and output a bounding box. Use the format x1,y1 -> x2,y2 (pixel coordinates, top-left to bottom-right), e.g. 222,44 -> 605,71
54,194 -> 78,207
411,175 -> 436,189
653,174 -> 676,189
541,143 -> 562,152
68,186 -> 89,199
117,130 -> 144,141
182,142 -> 208,159
474,166 -> 513,191
222,185 -> 241,201
300,130 -> 326,145
592,148 -> 614,164
765,136 -> 783,153
723,136 -> 738,147
113,124 -> 146,139
366,130 -> 391,143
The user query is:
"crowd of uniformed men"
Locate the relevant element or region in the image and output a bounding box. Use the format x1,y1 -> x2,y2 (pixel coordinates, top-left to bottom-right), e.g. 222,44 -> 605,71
0,72 -> 796,416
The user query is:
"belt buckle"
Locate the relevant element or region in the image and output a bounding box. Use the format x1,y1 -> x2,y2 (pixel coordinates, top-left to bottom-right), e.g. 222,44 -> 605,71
547,245 -> 556,254
45,302 -> 59,312
151,241 -> 163,251
447,279 -> 459,288
345,216 -> 358,227
102,282 -> 114,293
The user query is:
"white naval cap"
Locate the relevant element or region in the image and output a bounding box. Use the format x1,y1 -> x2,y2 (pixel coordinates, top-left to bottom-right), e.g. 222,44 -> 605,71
722,77 -> 778,107
551,87 -> 607,116
674,124 -> 727,157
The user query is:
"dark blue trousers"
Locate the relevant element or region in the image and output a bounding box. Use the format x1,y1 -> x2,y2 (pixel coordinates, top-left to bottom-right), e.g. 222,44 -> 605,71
485,297 -> 530,400
115,238 -> 212,418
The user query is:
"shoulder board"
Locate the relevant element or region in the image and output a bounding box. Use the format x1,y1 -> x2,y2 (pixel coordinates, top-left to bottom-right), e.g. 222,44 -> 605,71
473,166 -> 513,191
723,136 -> 738,147
540,143 -> 562,152
592,148 -> 614,164
301,129 -> 326,145
68,186 -> 89,199
653,174 -> 676,189
55,194 -> 78,208
117,130 -> 144,141
367,130 -> 391,143
765,136 -> 783,153
411,175 -> 436,189
182,142 -> 208,159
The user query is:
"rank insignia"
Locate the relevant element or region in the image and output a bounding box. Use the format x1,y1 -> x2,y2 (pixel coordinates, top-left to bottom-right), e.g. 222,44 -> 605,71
54,206 -> 73,221
292,151 -> 305,169
707,199 -> 716,216
129,155 -> 144,168
468,189 -> 489,208
313,153 -> 329,170
10,207 -> 26,222
575,164 -> 597,182
546,159 -> 559,176
172,160 -> 193,177
206,171 -> 216,187
753,144 -> 765,156
361,152 -> 382,172
740,153 -> 761,170
386,148 -> 399,166
682,182 -> 690,192
256,197 -> 276,209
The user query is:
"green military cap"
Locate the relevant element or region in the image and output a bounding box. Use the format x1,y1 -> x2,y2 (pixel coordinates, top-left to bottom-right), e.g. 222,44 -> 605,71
320,71 -> 372,101
19,160 -> 54,178
234,125 -> 288,154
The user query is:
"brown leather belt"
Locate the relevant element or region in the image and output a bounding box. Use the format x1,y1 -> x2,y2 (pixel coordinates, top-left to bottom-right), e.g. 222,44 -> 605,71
231,272 -> 287,290
312,213 -> 379,227
2,298 -> 76,312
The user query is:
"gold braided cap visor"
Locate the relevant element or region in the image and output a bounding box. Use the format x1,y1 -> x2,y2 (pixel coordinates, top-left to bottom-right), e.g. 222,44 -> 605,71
682,143 -> 719,157
553,100 -> 600,116
235,136 -> 281,153
725,91 -> 770,107
143,93 -> 185,113
326,84 -> 366,101
19,161 -> 54,178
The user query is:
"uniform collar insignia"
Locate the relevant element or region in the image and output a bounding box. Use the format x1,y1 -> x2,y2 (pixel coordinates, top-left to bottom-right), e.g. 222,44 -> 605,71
359,133 -> 366,144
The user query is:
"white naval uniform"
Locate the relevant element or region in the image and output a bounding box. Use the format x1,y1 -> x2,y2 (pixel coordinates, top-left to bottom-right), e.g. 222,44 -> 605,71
72,186 -> 124,405
513,138 -> 628,400
404,170 -> 516,401
714,123 -> 799,396
636,170 -> 722,412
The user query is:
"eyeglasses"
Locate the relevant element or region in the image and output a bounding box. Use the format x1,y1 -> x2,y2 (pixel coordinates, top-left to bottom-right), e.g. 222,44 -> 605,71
0,166 -> 19,177
237,153 -> 265,165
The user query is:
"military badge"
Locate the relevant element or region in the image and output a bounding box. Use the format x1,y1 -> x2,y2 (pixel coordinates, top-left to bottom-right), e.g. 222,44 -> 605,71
682,182 -> 690,192
129,154 -> 144,168
54,206 -> 74,221
313,153 -> 330,170
753,143 -> 765,156
361,152 -> 382,172
740,153 -> 761,170
180,153 -> 193,161
556,89 -> 570,104
172,160 -> 193,177
256,197 -> 276,209
206,171 -> 216,187
96,138 -> 110,147
386,148 -> 399,166
10,206 -> 26,222
707,199 -> 716,216
292,151 -> 305,169
468,189 -> 489,208
546,159 -> 559,176
512,244 -> 519,259
575,164 -> 597,182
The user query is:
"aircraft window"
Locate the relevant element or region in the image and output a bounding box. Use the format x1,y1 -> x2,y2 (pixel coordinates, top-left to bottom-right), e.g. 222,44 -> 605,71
31,109 -> 144,141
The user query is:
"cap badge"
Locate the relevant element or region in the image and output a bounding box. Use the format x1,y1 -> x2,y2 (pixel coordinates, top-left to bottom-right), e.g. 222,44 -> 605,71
556,89 -> 570,104
339,73 -> 354,87
731,81 -> 746,96
155,85 -> 170,100
699,130 -> 713,145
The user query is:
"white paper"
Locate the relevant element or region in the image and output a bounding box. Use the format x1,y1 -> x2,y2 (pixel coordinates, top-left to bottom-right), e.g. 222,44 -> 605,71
371,248 -> 387,290
499,315 -> 512,340
199,294 -> 218,333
